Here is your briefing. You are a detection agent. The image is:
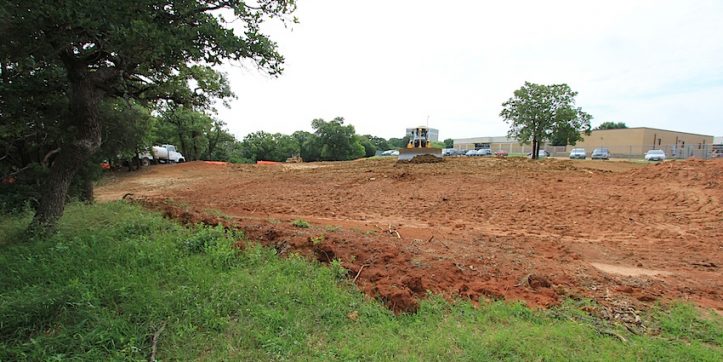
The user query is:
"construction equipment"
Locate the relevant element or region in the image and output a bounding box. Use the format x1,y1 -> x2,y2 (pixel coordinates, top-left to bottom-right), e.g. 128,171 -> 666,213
398,126 -> 443,162
286,154 -> 303,163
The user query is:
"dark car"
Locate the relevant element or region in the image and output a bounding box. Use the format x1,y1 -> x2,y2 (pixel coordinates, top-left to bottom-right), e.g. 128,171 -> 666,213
475,148 -> 492,156
591,148 -> 610,160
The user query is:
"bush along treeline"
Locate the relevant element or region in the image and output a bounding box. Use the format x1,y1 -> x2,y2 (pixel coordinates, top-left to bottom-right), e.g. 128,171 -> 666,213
240,117 -> 402,163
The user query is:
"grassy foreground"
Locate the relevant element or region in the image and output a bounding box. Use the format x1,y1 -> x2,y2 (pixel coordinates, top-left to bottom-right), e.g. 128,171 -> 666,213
1,203 -> 721,361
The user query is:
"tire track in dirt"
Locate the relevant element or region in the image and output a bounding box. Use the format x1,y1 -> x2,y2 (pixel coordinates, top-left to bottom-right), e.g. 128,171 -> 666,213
98,158 -> 723,314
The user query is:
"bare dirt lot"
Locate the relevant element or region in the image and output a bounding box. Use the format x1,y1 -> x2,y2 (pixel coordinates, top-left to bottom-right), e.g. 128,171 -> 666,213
97,157 -> 723,314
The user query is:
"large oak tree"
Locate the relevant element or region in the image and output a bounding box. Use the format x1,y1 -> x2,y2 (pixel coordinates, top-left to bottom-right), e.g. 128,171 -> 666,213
1,0 -> 296,232
500,82 -> 592,159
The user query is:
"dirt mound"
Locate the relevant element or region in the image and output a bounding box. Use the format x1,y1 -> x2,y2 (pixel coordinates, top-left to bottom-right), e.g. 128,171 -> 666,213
100,159 -> 723,314
398,154 -> 444,164
630,159 -> 722,191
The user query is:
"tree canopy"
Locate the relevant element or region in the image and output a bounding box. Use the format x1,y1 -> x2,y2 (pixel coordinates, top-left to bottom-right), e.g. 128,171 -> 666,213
595,122 -> 628,130
1,0 -> 297,231
311,117 -> 365,161
500,82 -> 592,159
242,131 -> 299,162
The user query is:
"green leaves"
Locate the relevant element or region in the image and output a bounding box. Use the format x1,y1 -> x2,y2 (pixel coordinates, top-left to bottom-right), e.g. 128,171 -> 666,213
500,82 -> 593,149
241,131 -> 299,162
595,121 -> 628,130
312,117 -> 366,161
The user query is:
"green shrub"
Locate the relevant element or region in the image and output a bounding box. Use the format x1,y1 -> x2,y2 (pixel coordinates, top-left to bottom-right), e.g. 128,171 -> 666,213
291,219 -> 310,228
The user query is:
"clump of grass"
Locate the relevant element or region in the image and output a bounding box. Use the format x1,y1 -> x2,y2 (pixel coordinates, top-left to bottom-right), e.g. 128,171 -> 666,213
1,202 -> 721,360
291,219 -> 310,228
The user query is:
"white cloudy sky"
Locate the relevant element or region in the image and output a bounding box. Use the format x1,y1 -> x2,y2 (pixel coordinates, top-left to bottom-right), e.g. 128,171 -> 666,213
217,0 -> 723,140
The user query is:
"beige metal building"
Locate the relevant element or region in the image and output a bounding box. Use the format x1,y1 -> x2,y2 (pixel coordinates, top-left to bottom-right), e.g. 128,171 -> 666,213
454,127 -> 715,158
573,127 -> 714,158
452,136 -> 530,154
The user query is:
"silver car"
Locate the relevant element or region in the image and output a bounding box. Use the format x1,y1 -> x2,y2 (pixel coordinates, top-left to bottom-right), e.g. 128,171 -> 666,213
569,148 -> 586,159
644,149 -> 666,162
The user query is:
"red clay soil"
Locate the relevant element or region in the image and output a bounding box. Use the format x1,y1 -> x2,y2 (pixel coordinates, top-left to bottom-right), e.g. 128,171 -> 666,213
97,157 -> 723,314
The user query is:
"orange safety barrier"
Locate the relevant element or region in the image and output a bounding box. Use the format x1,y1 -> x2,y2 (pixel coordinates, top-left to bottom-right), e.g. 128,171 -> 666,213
256,160 -> 281,165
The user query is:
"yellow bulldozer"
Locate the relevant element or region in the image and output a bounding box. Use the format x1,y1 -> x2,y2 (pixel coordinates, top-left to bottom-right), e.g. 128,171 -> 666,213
398,126 -> 443,162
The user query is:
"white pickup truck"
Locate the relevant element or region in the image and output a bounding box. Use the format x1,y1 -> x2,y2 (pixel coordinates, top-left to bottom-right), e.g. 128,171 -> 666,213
139,144 -> 186,166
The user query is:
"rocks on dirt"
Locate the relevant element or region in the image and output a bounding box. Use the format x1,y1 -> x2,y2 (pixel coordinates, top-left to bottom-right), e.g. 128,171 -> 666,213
518,274 -> 553,290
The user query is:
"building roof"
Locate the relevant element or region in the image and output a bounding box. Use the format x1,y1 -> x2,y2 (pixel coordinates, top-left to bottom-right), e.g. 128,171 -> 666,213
591,127 -> 713,138
455,127 -> 715,145
453,136 -> 516,144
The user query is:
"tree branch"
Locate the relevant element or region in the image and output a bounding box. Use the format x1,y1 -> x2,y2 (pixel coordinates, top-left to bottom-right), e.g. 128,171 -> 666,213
42,148 -> 61,167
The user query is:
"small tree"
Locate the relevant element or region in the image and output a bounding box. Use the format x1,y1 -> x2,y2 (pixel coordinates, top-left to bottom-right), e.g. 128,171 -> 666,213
500,82 -> 592,159
358,136 -> 377,157
388,136 -> 411,149
443,138 -> 454,148
311,117 -> 365,161
292,131 -> 321,162
363,135 -> 390,152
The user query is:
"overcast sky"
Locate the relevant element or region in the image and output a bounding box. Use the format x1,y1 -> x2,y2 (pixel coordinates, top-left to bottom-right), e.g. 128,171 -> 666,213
217,0 -> 723,140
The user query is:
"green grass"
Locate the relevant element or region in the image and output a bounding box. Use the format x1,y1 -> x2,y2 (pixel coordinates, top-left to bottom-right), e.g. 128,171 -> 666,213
291,219 -> 310,228
1,203 -> 721,361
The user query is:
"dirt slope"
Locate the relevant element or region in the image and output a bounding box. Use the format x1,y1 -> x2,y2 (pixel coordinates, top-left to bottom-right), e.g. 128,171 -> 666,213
97,158 -> 723,314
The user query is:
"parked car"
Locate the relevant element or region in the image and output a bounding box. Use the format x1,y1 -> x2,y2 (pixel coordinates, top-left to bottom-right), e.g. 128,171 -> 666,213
465,149 -> 477,156
476,148 -> 492,156
644,149 -> 666,162
527,150 -> 550,158
494,150 -> 508,157
591,148 -> 610,160
443,148 -> 463,157
381,149 -> 399,156
569,148 -> 586,159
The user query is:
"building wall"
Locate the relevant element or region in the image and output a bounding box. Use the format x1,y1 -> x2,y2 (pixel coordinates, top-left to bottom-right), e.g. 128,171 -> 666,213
573,128 -> 647,155
455,128 -> 715,158
574,128 -> 713,157
453,136 -> 534,154
639,128 -> 714,157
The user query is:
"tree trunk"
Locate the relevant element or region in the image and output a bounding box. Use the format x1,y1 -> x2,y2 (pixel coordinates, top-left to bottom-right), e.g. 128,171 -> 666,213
191,130 -> 199,161
207,127 -> 220,160
30,66 -> 107,233
532,136 -> 538,160
79,175 -> 94,204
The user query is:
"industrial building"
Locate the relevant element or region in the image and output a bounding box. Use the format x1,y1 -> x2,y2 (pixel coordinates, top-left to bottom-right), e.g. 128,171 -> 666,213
573,128 -> 714,158
452,136 -> 523,153
454,127 -> 716,158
